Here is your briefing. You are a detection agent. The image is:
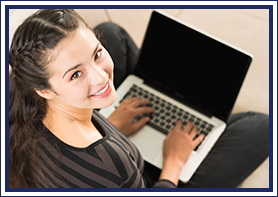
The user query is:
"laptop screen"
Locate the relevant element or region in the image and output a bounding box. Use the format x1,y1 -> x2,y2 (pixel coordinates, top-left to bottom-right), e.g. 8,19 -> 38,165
134,11 -> 252,122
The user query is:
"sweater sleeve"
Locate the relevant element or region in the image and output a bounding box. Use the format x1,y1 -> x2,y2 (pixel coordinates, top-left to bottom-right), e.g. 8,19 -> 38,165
153,179 -> 177,188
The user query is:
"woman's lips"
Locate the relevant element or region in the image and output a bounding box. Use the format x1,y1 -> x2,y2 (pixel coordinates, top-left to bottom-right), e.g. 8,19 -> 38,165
90,80 -> 112,98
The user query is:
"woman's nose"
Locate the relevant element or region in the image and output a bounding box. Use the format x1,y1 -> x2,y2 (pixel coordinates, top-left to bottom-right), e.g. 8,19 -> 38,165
88,65 -> 107,85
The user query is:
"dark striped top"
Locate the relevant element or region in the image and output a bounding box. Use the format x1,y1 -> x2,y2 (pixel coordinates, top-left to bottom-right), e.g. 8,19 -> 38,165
37,110 -> 176,188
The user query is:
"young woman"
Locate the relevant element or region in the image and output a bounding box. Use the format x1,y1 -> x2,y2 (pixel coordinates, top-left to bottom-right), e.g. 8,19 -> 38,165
9,9 -> 269,188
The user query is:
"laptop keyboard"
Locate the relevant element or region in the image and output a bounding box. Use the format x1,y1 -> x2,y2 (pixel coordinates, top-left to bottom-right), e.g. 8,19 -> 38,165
120,85 -> 214,150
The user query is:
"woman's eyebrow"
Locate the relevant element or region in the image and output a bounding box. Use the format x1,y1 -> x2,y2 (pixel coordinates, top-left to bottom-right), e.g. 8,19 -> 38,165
62,43 -> 100,79
62,64 -> 81,79
93,43 -> 100,57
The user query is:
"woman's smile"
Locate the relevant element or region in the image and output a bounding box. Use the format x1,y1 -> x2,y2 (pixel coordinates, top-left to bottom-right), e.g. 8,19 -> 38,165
90,80 -> 112,98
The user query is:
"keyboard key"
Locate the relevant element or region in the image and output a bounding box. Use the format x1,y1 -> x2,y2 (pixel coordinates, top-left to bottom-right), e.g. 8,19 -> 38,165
200,123 -> 206,128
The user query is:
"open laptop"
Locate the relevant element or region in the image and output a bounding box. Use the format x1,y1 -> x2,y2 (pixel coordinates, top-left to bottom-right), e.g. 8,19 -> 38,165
99,10 -> 252,183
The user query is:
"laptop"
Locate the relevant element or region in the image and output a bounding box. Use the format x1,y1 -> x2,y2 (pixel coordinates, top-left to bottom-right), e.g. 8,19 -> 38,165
99,10 -> 252,183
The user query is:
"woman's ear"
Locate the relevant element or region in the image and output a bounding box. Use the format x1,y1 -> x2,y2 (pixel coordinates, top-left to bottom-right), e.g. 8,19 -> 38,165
35,89 -> 56,100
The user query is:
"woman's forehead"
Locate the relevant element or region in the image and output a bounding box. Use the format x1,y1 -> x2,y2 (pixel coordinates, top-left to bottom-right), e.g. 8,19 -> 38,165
56,26 -> 97,52
47,27 -> 98,76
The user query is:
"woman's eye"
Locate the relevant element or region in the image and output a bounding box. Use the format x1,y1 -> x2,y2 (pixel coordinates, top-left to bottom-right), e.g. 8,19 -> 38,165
71,71 -> 82,80
94,49 -> 102,61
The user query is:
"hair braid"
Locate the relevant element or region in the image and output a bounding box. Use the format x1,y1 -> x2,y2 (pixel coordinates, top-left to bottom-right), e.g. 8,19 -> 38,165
9,9 -> 88,188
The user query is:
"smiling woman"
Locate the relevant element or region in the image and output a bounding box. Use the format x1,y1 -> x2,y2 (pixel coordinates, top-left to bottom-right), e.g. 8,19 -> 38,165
9,9 -> 269,188
8,9 -> 164,188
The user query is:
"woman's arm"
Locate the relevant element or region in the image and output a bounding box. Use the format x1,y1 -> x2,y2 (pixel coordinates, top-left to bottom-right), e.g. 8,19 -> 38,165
159,121 -> 204,186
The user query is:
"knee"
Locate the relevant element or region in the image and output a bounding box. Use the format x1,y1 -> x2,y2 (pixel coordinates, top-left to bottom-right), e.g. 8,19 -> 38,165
244,112 -> 269,150
226,111 -> 269,162
242,112 -> 269,134
244,112 -> 270,161
230,111 -> 269,130
228,111 -> 269,147
246,111 -> 269,130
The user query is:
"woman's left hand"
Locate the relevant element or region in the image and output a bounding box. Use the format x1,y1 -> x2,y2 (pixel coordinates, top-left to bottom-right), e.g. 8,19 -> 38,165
107,97 -> 155,136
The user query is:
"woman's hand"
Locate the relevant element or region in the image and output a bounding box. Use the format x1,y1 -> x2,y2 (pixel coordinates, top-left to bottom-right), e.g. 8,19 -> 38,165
107,97 -> 154,136
159,120 -> 204,186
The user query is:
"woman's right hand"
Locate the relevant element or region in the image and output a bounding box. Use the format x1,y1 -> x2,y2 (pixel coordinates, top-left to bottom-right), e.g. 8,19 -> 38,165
159,120 -> 204,186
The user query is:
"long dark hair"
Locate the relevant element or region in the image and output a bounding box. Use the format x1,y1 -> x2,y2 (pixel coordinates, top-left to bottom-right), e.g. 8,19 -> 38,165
9,9 -> 89,188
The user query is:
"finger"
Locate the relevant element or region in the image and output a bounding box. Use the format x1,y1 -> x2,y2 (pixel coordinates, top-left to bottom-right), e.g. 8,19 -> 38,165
131,116 -> 150,132
192,134 -> 205,148
121,97 -> 141,105
189,126 -> 198,139
129,97 -> 150,107
121,97 -> 135,104
134,106 -> 155,116
174,120 -> 183,130
166,120 -> 182,139
183,121 -> 193,133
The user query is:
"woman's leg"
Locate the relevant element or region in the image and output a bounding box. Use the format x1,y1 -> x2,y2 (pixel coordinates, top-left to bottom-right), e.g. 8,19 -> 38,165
180,112 -> 269,188
93,22 -> 139,89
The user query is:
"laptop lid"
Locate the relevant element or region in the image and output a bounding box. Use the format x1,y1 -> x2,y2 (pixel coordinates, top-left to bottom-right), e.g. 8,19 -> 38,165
134,10 -> 252,122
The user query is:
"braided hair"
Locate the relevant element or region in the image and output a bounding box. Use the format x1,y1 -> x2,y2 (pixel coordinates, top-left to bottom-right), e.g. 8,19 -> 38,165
9,9 -> 89,188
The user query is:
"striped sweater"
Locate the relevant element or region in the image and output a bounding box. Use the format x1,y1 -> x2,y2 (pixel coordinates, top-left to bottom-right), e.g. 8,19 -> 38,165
37,110 -> 176,188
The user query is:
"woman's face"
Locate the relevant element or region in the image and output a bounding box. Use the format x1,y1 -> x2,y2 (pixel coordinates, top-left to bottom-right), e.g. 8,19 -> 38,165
46,26 -> 116,109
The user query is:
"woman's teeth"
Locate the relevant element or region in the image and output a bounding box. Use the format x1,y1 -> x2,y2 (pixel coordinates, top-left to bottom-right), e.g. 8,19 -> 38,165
92,83 -> 109,96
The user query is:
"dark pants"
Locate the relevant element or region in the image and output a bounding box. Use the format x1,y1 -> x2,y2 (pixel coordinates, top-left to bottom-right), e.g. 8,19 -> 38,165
93,22 -> 269,188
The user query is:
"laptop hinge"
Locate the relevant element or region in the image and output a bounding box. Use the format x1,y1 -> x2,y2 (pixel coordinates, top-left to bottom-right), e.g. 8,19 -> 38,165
143,80 -> 213,119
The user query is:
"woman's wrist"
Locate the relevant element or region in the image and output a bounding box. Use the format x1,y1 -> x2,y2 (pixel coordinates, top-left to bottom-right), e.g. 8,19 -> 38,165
159,158 -> 183,186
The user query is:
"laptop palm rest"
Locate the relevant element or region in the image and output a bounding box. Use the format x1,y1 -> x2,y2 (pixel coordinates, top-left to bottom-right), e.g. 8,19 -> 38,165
128,125 -> 165,167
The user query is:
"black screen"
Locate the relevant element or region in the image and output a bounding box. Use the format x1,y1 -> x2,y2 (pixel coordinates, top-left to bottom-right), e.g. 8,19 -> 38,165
134,11 -> 252,122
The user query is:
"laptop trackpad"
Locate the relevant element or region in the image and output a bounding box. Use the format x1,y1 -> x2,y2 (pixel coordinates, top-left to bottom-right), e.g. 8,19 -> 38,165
128,126 -> 165,162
